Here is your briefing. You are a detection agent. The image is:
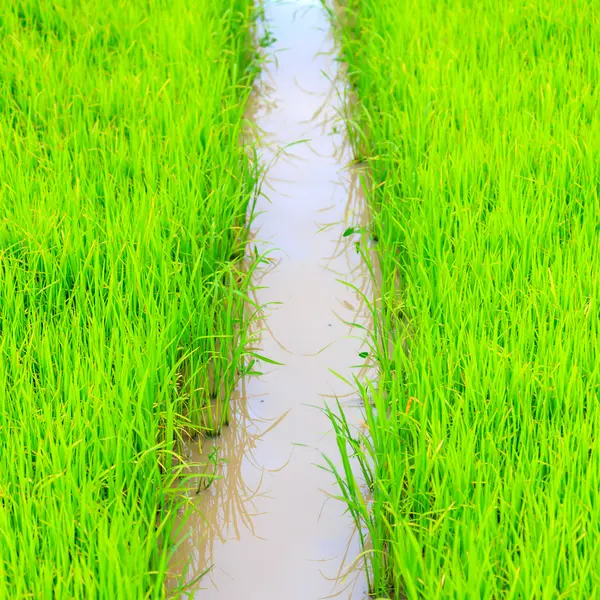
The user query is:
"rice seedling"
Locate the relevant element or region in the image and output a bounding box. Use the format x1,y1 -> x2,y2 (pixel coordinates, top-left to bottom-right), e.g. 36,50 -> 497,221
330,0 -> 600,597
0,0 -> 261,597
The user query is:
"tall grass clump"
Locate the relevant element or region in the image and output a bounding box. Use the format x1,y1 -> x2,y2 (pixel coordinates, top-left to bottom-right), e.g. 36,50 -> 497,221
0,0 -> 260,597
330,1 -> 600,597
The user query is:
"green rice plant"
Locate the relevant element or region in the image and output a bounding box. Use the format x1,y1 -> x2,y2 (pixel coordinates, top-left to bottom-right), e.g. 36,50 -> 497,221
0,0 -> 261,597
330,0 -> 600,597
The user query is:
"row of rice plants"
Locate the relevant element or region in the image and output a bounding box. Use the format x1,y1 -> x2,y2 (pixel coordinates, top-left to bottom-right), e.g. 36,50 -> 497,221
0,1 -> 260,597
329,0 -> 600,597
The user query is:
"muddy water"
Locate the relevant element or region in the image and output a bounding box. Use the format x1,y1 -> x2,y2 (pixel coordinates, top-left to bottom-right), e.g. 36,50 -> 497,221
170,1 -> 373,598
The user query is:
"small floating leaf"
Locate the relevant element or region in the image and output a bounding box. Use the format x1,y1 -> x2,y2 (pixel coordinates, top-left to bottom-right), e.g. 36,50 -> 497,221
343,227 -> 355,237
358,351 -> 369,359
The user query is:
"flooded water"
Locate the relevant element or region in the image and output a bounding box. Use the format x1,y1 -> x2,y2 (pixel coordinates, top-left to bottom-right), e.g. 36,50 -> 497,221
170,1 -> 373,598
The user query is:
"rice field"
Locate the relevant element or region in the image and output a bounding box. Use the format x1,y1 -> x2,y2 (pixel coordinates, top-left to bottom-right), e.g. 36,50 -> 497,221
331,0 -> 600,597
0,1 -> 259,597
6,0 -> 600,596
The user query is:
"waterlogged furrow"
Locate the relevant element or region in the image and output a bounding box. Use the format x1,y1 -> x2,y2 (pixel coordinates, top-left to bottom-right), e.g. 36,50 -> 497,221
333,1 -> 600,598
0,2 -> 258,597
170,1 -> 370,598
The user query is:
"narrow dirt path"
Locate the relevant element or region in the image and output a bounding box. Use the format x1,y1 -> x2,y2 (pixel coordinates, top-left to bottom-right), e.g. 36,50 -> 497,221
172,2 -> 371,597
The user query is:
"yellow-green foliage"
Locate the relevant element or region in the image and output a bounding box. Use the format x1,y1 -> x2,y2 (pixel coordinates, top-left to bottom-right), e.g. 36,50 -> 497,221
0,1 -> 258,597
331,1 -> 600,597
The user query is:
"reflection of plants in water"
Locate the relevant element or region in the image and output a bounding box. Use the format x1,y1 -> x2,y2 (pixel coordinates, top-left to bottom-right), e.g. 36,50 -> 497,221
196,445 -> 226,493
318,522 -> 370,600
169,378 -> 291,591
202,394 -> 290,546
317,160 -> 380,389
309,81 -> 381,598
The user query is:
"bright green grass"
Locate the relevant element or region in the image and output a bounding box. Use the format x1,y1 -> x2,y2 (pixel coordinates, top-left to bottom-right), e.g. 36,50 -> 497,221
0,1 -> 259,597
330,1 -> 600,597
